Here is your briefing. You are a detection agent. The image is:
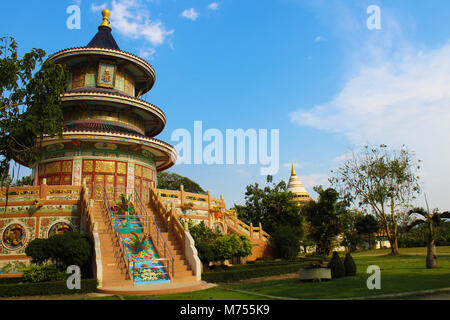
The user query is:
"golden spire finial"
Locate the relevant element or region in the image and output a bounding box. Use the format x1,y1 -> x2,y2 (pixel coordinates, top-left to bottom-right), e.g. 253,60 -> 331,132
99,8 -> 112,30
291,162 -> 296,176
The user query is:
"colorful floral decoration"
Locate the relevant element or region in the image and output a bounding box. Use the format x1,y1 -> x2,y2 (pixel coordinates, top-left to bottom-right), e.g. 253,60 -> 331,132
2,223 -> 27,251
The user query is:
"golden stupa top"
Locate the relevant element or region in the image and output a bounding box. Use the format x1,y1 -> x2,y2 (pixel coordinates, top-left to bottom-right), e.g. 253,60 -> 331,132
287,164 -> 311,200
99,9 -> 112,30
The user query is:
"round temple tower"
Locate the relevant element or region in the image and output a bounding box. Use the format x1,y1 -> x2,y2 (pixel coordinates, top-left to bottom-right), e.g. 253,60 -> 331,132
27,10 -> 176,202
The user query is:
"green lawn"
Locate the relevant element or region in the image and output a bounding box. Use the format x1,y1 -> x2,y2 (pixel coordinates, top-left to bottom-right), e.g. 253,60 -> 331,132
225,253 -> 450,299
86,247 -> 450,300
121,287 -> 271,300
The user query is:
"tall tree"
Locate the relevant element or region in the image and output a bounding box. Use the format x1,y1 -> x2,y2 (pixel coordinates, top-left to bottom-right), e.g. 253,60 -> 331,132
0,37 -> 68,181
235,176 -> 304,259
235,176 -> 303,236
157,171 -> 206,194
301,186 -> 347,256
408,206 -> 450,268
330,145 -> 421,255
355,214 -> 379,250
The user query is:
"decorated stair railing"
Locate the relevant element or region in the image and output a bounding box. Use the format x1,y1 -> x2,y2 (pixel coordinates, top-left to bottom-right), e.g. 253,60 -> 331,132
101,186 -> 132,281
149,187 -> 187,254
132,189 -> 175,279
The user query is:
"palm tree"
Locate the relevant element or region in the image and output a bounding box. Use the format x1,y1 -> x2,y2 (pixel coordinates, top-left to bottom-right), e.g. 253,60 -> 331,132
408,199 -> 450,269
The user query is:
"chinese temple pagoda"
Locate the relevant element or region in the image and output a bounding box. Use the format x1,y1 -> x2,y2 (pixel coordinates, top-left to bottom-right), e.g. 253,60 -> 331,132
29,9 -> 176,203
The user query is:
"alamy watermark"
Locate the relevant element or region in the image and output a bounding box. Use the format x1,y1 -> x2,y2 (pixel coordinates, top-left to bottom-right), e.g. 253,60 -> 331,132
66,265 -> 81,290
171,121 -> 280,175
66,4 -> 81,30
367,5 -> 381,30
366,265 -> 381,290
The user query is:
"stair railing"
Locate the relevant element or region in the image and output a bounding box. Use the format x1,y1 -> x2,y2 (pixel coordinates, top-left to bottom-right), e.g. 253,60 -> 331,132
132,189 -> 175,279
149,187 -> 187,253
101,186 -> 132,281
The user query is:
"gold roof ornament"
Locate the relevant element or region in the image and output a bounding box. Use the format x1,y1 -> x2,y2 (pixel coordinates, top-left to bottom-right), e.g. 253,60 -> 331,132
99,9 -> 112,30
291,162 -> 296,176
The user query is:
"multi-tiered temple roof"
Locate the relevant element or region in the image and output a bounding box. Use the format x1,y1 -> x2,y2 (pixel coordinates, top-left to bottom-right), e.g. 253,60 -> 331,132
25,9 -> 177,201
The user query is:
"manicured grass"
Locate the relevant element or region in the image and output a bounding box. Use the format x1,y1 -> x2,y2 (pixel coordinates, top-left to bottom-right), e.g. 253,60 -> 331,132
224,253 -> 450,299
121,287 -> 270,300
352,246 -> 450,257
83,246 -> 450,300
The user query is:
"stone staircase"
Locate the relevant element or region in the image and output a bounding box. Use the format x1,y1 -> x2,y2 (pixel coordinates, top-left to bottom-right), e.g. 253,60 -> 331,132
143,202 -> 197,283
92,200 -> 133,288
91,198 -> 196,287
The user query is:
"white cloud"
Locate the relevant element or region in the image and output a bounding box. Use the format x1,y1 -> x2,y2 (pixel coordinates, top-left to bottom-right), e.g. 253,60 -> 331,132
290,38 -> 450,210
139,48 -> 156,59
105,0 -> 173,48
208,3 -> 219,11
333,152 -> 352,163
314,35 -> 325,42
181,8 -> 199,21
91,3 -> 107,12
235,168 -> 251,177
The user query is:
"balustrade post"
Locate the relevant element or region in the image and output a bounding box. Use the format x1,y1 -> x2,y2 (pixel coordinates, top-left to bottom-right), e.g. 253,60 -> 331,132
180,184 -> 184,210
250,223 -> 253,239
259,222 -> 263,241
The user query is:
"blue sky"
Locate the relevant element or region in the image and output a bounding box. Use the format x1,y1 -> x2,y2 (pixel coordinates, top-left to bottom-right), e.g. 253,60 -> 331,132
2,0 -> 450,211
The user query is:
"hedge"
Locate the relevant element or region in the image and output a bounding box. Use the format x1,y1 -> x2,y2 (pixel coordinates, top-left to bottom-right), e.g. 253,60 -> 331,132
202,263 -> 305,283
0,278 -> 98,297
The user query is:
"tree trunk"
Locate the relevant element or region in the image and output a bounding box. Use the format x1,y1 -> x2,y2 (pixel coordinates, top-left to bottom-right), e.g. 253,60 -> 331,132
426,240 -> 438,269
390,236 -> 399,255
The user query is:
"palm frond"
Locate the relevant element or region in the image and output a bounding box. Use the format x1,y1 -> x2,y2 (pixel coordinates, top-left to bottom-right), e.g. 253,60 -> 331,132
406,219 -> 425,232
440,211 -> 450,220
408,207 -> 428,217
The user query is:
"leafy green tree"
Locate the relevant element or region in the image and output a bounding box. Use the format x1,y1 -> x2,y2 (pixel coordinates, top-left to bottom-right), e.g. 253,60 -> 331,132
157,171 -> 206,194
214,233 -> 252,262
13,174 -> 32,186
355,214 -> 379,250
330,145 -> 421,255
341,209 -> 364,252
189,222 -> 221,270
272,224 -> 302,259
235,176 -> 304,236
0,37 -> 69,181
408,206 -> 450,268
235,176 -> 305,259
301,187 -> 347,256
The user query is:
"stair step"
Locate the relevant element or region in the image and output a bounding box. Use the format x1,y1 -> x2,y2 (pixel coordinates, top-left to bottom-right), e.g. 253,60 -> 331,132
101,279 -> 134,287
171,275 -> 197,283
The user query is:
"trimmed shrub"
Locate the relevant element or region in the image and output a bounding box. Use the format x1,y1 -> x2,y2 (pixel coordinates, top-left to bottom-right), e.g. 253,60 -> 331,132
0,278 -> 97,297
22,264 -> 67,283
344,253 -> 357,276
202,263 -> 304,283
329,252 -> 345,279
25,232 -> 92,270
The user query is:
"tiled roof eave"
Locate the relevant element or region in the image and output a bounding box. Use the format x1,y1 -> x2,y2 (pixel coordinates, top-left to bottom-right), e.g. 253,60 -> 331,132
62,91 -> 166,125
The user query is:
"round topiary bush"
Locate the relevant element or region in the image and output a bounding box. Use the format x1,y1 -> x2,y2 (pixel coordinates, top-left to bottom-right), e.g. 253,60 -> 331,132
344,253 -> 357,276
329,252 -> 345,279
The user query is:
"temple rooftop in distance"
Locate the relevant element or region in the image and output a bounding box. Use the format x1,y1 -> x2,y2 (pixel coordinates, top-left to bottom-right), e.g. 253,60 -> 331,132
287,163 -> 312,203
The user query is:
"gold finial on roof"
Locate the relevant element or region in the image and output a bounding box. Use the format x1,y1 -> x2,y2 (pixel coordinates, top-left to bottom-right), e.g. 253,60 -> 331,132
99,9 -> 112,30
291,162 -> 296,176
